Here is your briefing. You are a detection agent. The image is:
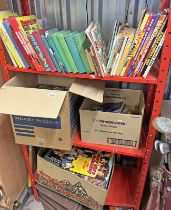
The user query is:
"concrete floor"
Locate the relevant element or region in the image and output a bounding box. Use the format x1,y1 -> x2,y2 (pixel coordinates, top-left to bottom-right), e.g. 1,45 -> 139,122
22,195 -> 44,210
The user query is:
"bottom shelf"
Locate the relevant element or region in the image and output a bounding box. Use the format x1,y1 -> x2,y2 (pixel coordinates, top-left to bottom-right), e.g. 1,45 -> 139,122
34,165 -> 139,208
105,165 -> 139,208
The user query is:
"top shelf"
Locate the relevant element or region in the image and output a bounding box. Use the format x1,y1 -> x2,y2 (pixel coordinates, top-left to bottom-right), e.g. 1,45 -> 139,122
7,65 -> 158,85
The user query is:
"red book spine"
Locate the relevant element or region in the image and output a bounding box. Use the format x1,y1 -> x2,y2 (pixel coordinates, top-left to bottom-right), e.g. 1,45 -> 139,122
8,17 -> 45,71
32,30 -> 56,72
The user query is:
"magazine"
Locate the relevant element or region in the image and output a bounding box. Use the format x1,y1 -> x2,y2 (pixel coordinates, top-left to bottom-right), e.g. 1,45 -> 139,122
44,147 -> 115,189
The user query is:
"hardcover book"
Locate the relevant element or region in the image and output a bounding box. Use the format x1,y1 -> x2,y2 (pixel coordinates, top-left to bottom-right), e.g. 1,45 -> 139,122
51,31 -> 72,73
65,31 -> 86,73
32,29 -> 57,72
56,31 -> 78,73
8,17 -> 44,71
73,31 -> 91,73
45,29 -> 67,72
3,19 -> 29,68
44,147 -> 115,189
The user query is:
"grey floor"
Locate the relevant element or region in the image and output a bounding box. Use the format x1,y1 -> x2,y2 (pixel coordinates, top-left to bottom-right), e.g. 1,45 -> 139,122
22,195 -> 44,210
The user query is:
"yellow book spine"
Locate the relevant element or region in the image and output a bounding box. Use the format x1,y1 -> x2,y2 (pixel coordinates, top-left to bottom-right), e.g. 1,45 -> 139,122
0,23 -> 24,67
120,14 -> 149,76
85,48 -> 95,73
115,34 -> 134,75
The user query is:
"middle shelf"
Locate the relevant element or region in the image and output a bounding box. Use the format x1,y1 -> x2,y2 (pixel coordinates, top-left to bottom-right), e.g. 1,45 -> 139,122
73,129 -> 146,158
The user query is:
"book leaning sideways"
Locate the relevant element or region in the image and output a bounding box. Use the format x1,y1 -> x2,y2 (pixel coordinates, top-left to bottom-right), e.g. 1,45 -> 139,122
44,147 -> 115,189
0,11 -> 28,68
8,15 -> 45,71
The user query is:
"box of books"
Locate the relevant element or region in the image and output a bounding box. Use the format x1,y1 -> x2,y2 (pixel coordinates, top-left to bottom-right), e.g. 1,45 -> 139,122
80,88 -> 144,148
37,147 -> 115,210
0,73 -> 105,150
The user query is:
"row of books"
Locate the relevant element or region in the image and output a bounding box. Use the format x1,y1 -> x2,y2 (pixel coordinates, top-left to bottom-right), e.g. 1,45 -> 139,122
105,10 -> 168,77
0,11 -> 168,78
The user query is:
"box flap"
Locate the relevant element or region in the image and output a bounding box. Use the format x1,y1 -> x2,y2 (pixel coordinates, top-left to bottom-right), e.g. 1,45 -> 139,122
69,79 -> 105,103
0,87 -> 67,118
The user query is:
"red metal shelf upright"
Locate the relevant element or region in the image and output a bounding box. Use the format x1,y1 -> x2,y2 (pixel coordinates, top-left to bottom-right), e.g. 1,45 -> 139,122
0,0 -> 171,209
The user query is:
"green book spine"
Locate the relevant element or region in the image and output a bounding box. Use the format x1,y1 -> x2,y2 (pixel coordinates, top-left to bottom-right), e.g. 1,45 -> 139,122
73,32 -> 91,73
56,31 -> 78,73
51,33 -> 71,73
46,36 -> 65,72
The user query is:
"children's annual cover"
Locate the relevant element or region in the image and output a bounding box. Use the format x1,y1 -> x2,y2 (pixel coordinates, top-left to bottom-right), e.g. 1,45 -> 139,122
44,147 -> 114,188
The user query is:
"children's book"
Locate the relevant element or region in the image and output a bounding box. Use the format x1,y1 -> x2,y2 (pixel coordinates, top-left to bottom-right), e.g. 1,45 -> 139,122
44,147 -> 115,189
65,31 -> 86,73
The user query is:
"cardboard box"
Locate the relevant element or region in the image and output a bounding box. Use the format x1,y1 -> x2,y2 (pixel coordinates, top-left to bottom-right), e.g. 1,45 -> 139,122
0,73 -> 105,150
80,88 -> 144,148
37,149 -> 113,210
0,114 -> 27,209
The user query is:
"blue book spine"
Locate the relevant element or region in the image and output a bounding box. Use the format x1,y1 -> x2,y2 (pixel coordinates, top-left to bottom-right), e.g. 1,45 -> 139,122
41,35 -> 60,71
65,32 -> 86,73
46,35 -> 67,73
3,20 -> 29,68
29,34 -> 51,71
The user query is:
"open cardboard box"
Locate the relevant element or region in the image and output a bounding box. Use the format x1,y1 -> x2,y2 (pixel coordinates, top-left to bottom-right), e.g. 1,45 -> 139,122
0,73 -> 105,150
37,148 -> 114,210
80,88 -> 145,148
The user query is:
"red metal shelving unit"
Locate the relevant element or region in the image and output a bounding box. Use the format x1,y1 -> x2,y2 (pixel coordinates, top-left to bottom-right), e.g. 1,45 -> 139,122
0,0 -> 171,209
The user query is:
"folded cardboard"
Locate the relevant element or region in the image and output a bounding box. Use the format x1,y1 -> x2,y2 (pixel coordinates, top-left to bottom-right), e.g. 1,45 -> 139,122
0,114 -> 27,210
36,184 -> 88,210
0,73 -> 105,150
80,88 -> 144,148
37,149 -> 113,210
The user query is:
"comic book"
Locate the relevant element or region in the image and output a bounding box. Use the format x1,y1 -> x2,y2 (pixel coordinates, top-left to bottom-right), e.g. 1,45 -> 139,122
44,147 -> 115,189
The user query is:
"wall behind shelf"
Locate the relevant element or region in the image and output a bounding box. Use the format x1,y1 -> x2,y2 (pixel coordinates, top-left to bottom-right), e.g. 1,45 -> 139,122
11,0 -> 161,42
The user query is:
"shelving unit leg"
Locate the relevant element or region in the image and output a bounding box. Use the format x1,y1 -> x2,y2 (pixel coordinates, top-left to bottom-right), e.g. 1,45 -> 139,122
134,9 -> 171,210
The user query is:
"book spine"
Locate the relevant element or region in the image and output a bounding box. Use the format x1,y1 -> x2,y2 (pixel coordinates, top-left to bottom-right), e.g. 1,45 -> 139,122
8,17 -> 44,71
73,34 -> 91,74
126,15 -> 157,76
46,36 -> 65,72
57,34 -> 78,73
33,32 -> 57,72
29,34 -> 51,71
2,20 -> 29,68
121,13 -> 150,76
132,15 -> 160,76
41,35 -> 60,71
143,32 -> 165,78
137,16 -> 167,77
111,37 -> 128,76
65,34 -> 85,73
51,34 -> 71,73
85,48 -> 96,73
0,22 -> 24,68
3,41 -> 17,66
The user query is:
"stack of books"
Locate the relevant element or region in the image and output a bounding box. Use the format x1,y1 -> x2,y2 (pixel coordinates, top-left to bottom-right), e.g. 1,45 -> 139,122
43,147 -> 115,189
0,10 -> 168,78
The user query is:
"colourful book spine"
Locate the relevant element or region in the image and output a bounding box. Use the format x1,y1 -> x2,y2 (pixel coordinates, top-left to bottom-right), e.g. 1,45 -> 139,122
142,31 -> 165,77
51,33 -> 72,73
135,15 -> 167,76
126,15 -> 157,76
8,17 -> 44,71
65,32 -> 86,73
29,34 -> 51,71
120,13 -> 150,76
2,20 -> 29,68
41,35 -> 60,71
73,32 -> 91,73
56,31 -> 78,73
32,29 -> 57,72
